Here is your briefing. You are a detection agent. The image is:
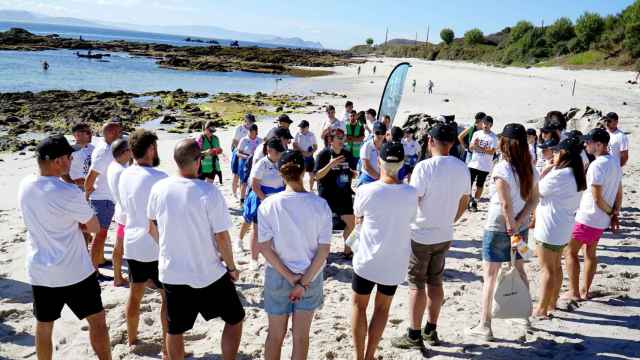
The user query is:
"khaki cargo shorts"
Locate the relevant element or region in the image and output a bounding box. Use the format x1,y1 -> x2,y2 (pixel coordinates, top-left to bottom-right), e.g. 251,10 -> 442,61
407,240 -> 452,288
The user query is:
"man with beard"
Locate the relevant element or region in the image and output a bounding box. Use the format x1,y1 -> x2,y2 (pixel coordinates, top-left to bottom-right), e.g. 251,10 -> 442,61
117,129 -> 169,356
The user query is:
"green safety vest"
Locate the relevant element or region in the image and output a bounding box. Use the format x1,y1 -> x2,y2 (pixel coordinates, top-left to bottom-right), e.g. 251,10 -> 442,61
201,135 -> 221,173
345,123 -> 364,157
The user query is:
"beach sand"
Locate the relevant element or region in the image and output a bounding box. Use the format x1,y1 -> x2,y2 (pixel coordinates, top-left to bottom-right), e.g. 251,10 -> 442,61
1,58 -> 639,359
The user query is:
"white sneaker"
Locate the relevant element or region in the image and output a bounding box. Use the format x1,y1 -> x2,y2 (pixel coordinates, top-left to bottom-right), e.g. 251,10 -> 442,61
250,260 -> 260,271
466,323 -> 494,341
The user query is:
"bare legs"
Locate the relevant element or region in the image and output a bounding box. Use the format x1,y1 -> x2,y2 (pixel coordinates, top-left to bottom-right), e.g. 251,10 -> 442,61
264,311 -> 314,360
535,246 -> 561,317
167,321 -> 242,360
90,228 -> 109,266
409,285 -> 444,331
36,311 -> 112,360
341,214 -> 355,255
480,262 -> 501,326
352,291 -> 394,360
126,282 -> 168,356
113,232 -> 128,287
564,239 -> 598,301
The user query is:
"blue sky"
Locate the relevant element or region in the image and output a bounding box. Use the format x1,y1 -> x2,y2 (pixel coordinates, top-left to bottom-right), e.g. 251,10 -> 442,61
0,0 -> 636,49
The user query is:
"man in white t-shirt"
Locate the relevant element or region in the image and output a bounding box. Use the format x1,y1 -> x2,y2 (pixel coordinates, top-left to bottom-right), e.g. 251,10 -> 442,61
117,129 -> 169,354
64,123 -> 95,187
566,128 -> 623,301
392,123 -> 470,350
342,100 -> 354,123
321,105 -> 346,146
19,135 -> 111,360
84,119 -> 121,281
604,112 -> 629,167
467,116 -> 497,212
351,142 -> 418,360
106,138 -> 132,287
148,139 -> 244,359
293,120 -> 318,190
265,114 -> 294,141
231,113 -> 256,198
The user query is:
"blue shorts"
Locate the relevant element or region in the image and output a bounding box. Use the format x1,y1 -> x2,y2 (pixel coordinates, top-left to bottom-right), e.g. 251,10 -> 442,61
238,158 -> 250,184
263,266 -> 324,316
482,230 -> 527,262
356,172 -> 376,187
231,150 -> 240,175
90,200 -> 115,229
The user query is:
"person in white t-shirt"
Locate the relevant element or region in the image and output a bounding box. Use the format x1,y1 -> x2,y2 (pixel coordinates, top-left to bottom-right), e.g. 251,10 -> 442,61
148,139 -> 244,360
117,129 -> 169,355
84,119 -> 121,282
342,100 -> 354,123
257,150 -> 332,360
351,142 -> 418,360
265,114 -> 294,141
358,121 -> 386,186
533,138 -> 586,319
231,114 -> 256,198
243,138 -> 286,270
468,124 -> 539,341
293,120 -> 318,190
604,112 -> 629,167
19,135 -> 111,360
401,129 -> 421,177
106,139 -> 132,287
566,128 -> 623,302
467,116 -> 497,212
321,105 -> 346,146
236,124 -> 262,204
392,124 -> 470,350
64,123 -> 95,187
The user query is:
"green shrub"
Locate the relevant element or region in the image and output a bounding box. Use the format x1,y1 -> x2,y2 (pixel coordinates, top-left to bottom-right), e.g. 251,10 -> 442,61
622,0 -> 640,25
575,12 -> 605,46
440,28 -> 455,45
546,17 -> 575,44
568,37 -> 586,53
510,21 -> 534,43
464,28 -> 484,45
553,41 -> 570,56
366,38 -> 374,46
623,21 -> 640,57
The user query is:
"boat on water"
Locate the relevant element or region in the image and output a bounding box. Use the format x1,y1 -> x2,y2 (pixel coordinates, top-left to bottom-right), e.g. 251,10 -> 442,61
75,51 -> 111,59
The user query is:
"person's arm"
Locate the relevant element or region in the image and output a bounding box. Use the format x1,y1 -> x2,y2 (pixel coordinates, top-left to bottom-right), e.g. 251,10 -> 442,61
252,177 -> 266,200
454,194 -> 470,222
362,158 -> 379,179
61,174 -> 74,184
458,127 -> 471,151
148,220 -> 159,243
620,151 -> 629,167
610,182 -> 623,232
515,183 -> 539,229
288,244 -> 330,302
592,184 -> 614,215
258,240 -> 302,285
80,216 -> 100,234
315,155 -> 344,180
215,231 -> 239,281
83,170 -> 98,200
495,178 -> 516,235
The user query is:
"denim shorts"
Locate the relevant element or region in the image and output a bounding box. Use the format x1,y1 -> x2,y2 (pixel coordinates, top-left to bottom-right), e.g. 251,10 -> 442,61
90,200 -> 115,229
263,266 -> 324,316
482,230 -> 527,262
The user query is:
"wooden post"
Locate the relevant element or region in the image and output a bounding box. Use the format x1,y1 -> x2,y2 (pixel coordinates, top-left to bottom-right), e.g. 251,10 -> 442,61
572,79 -> 576,96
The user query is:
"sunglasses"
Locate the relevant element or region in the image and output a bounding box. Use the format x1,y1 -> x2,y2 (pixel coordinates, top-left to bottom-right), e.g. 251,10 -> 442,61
334,136 -> 345,141
374,131 -> 386,136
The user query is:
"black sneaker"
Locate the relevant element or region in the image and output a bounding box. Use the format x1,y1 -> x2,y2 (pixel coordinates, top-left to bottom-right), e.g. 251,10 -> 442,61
96,272 -> 114,282
422,330 -> 441,346
470,200 -> 478,212
391,334 -> 424,350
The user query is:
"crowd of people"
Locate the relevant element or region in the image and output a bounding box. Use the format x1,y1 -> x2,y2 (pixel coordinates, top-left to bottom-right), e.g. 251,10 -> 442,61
18,100 -> 628,359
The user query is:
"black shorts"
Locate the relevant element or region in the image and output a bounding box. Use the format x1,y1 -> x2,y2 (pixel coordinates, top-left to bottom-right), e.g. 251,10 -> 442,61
164,273 -> 245,334
32,272 -> 103,322
323,192 -> 354,216
126,259 -> 163,288
351,273 -> 397,296
469,168 -> 489,188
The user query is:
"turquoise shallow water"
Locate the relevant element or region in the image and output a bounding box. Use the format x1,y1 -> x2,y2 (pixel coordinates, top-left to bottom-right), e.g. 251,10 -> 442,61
0,49 -> 293,93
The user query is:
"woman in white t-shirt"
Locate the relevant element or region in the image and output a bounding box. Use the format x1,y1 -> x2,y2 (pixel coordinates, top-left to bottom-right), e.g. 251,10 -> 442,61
468,123 -> 539,341
243,138 -> 286,270
257,150 -> 332,360
533,138 -> 586,319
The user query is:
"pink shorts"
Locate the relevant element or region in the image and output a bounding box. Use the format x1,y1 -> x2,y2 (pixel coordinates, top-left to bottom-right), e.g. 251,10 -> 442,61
116,223 -> 125,239
572,223 -> 604,246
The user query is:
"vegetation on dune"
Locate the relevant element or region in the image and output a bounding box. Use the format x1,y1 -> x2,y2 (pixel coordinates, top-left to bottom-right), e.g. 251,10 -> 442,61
349,0 -> 640,70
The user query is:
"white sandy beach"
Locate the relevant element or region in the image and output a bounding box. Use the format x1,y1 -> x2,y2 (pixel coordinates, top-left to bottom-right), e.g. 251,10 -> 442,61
1,58 -> 639,359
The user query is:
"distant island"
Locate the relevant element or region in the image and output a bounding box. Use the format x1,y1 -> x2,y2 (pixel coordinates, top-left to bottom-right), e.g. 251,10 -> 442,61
351,0 -> 640,71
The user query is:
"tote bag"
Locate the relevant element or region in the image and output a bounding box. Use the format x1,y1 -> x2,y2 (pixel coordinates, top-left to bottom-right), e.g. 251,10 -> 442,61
491,248 -> 532,319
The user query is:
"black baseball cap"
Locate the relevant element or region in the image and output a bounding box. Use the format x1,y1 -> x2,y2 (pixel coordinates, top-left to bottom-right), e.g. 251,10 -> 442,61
380,141 -> 405,163
428,123 -> 457,143
538,138 -> 559,149
550,137 -> 582,154
276,150 -> 304,170
274,127 -> 294,140
541,119 -> 562,132
298,120 -> 310,128
526,128 -> 537,136
373,121 -> 387,134
36,135 -> 75,161
266,137 -> 286,152
277,114 -> 293,124
581,127 -> 610,144
565,130 -> 583,139
500,123 -> 527,141
244,113 -> 256,123
604,112 -> 618,122
390,126 -> 404,142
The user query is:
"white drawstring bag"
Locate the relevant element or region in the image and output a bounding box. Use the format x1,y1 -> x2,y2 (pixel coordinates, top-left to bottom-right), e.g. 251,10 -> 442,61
345,223 -> 361,254
491,248 -> 532,319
